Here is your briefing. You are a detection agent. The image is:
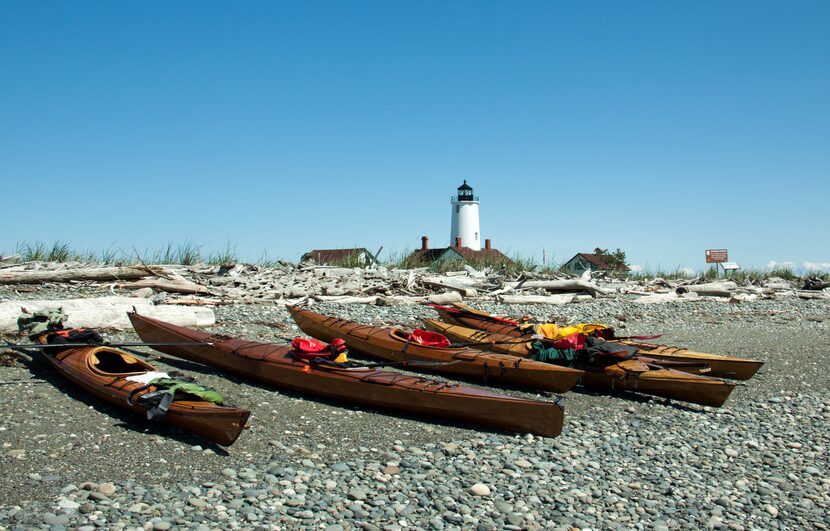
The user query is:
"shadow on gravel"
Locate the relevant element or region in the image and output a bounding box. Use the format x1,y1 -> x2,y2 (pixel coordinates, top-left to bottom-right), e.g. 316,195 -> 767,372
11,350 -> 232,455
571,386 -> 707,412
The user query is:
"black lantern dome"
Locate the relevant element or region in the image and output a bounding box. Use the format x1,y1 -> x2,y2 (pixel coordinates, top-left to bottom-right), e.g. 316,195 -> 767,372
457,180 -> 474,201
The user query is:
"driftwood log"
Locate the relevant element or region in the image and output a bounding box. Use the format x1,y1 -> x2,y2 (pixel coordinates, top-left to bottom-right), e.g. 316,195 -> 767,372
503,279 -> 609,297
678,281 -> 738,298
421,277 -> 479,298
311,295 -> 380,305
804,278 -> 830,291
634,292 -> 701,304
0,296 -> 215,334
496,294 -> 575,305
116,277 -> 210,295
796,290 -> 830,300
376,292 -> 463,306
0,266 -> 160,285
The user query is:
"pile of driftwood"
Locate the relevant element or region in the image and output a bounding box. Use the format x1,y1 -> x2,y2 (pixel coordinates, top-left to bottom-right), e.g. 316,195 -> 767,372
0,261 -> 616,306
0,260 -> 827,329
620,278 -> 830,304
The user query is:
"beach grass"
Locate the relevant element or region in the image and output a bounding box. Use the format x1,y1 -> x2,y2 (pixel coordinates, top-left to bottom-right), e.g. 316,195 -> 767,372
3,240 -> 827,281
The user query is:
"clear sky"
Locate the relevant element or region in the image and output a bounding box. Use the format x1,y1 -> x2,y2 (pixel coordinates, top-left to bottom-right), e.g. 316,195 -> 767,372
2,1 -> 828,271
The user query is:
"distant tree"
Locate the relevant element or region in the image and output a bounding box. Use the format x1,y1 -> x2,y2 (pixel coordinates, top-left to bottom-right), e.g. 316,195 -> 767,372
593,247 -> 628,270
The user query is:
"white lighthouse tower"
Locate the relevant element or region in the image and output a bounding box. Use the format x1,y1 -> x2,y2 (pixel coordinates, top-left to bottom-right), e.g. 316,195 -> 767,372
450,180 -> 481,250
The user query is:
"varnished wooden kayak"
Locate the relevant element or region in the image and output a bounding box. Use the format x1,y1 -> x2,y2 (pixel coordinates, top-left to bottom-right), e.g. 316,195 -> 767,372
611,340 -> 762,380
421,319 -> 736,407
36,344 -> 250,445
287,305 -> 582,393
128,312 -> 565,438
433,303 -> 763,380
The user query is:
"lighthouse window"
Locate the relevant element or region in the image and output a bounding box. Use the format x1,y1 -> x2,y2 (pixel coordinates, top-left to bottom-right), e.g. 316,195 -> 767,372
456,205 -> 459,213
475,232 -> 479,241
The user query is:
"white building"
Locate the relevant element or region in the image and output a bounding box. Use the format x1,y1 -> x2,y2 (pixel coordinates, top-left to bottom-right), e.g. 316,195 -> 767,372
450,180 -> 481,250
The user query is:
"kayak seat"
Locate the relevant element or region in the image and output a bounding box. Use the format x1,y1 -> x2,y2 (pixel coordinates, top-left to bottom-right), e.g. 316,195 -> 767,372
407,329 -> 451,348
88,347 -> 153,375
391,329 -> 452,348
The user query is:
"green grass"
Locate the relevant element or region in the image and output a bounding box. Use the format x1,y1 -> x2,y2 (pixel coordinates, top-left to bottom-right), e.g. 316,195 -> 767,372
805,271 -> 830,281
627,267 -> 697,281
16,241 -> 90,262
386,249 -> 540,274
767,267 -> 797,280
385,249 -> 424,270
328,251 -> 368,268
207,241 -> 238,265
145,241 -> 203,265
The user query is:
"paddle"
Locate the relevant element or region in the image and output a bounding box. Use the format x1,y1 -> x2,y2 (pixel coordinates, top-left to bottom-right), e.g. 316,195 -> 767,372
444,306 -> 665,343
2,341 -> 216,350
111,342 -> 465,371
448,338 -> 534,349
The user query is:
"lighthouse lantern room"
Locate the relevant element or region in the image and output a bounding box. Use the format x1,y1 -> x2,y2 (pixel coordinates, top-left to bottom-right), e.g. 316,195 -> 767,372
450,180 -> 481,251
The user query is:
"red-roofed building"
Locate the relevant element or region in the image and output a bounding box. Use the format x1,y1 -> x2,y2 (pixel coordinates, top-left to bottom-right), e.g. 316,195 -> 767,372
301,248 -> 377,267
407,236 -> 514,267
561,253 -> 630,275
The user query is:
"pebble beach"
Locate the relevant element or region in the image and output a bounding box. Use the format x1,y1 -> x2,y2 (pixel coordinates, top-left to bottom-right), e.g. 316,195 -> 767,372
1,294 -> 828,530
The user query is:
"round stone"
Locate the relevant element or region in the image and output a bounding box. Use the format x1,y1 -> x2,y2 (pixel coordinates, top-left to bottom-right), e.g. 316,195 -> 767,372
98,483 -> 117,496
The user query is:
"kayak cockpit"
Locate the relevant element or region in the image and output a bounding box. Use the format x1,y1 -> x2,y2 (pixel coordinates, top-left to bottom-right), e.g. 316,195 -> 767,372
86,347 -> 154,376
389,328 -> 456,350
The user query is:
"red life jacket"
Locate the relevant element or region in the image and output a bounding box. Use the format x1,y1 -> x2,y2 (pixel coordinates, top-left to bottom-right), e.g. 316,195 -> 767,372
291,337 -> 347,360
407,329 -> 451,348
551,332 -> 585,351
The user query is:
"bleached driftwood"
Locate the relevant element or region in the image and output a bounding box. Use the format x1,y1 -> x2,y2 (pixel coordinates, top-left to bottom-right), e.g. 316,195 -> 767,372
796,290 -> 830,300
503,279 -> 609,297
377,292 -> 463,306
679,281 -> 737,298
0,296 -> 215,334
310,267 -> 361,278
634,292 -> 701,304
729,293 -> 759,303
421,277 -> 479,298
116,277 -> 210,295
803,278 -> 830,291
311,295 -> 380,304
496,294 -> 576,305
160,297 -> 228,306
424,292 -> 464,304
0,266 -> 159,285
742,287 -> 775,296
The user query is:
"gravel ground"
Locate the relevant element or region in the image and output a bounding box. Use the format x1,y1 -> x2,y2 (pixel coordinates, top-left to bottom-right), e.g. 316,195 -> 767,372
0,292 -> 828,530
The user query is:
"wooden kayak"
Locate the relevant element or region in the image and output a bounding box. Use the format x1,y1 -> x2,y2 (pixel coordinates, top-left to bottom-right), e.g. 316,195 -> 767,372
286,305 -> 582,393
421,318 -> 736,407
128,312 -> 565,438
433,304 -> 763,380
35,343 -> 250,446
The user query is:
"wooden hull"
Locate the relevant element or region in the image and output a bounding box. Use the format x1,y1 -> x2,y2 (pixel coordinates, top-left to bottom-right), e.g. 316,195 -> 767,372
42,345 -> 250,446
128,312 -> 565,438
421,319 -> 735,407
613,340 -> 763,380
432,306 -> 762,380
287,306 -> 582,393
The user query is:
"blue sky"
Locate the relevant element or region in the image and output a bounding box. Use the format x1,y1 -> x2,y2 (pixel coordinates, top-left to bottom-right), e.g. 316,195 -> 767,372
1,1 -> 828,271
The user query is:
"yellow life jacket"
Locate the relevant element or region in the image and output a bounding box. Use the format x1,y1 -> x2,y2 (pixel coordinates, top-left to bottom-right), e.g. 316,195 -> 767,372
525,322 -> 609,340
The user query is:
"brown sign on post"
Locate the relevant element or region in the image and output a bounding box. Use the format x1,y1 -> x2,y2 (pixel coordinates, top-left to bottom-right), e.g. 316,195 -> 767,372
706,249 -> 728,263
